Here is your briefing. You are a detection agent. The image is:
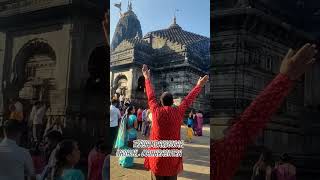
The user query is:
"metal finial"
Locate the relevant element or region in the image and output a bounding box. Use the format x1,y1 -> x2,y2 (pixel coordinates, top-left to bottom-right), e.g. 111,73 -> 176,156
173,9 -> 179,25
128,0 -> 133,11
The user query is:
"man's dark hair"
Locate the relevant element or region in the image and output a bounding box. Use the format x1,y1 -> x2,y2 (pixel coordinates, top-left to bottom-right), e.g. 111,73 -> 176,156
3,120 -> 23,136
111,99 -> 118,105
160,92 -> 173,106
45,130 -> 63,142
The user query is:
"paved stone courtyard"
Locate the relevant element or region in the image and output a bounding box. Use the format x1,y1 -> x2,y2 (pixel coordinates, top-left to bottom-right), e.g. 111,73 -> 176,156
110,124 -> 210,180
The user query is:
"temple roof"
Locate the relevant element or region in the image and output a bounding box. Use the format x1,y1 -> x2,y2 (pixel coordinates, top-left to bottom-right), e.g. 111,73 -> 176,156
145,21 -> 209,47
113,37 -> 153,53
111,8 -> 143,50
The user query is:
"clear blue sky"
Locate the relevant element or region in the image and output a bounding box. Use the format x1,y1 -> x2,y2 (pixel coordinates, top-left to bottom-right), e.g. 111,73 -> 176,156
110,0 -> 210,40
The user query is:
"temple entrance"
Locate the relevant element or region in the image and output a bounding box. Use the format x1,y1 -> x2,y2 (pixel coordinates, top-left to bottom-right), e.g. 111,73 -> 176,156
19,54 -> 53,103
9,39 -> 56,119
113,75 -> 128,100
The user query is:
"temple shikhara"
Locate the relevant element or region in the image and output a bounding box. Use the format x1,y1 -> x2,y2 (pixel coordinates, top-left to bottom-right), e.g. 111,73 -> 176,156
110,2 -> 210,115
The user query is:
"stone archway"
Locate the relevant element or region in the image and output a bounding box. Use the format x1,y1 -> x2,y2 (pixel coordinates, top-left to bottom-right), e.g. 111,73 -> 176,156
13,39 -> 56,91
8,39 -> 57,117
113,75 -> 128,99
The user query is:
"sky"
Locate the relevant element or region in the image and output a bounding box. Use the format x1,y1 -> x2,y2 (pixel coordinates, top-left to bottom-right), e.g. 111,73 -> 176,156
110,0 -> 210,40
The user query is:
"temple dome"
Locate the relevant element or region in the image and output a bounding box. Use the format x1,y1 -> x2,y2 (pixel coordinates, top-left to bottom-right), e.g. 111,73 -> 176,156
111,8 -> 143,50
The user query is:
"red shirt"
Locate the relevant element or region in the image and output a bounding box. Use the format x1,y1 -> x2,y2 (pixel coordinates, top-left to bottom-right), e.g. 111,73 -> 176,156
211,74 -> 293,180
88,148 -> 105,180
137,109 -> 143,122
32,155 -> 45,174
144,79 -> 202,176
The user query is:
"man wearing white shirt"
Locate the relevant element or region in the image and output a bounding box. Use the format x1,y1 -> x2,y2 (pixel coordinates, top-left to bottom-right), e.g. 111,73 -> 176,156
0,120 -> 35,180
119,94 -> 124,108
30,101 -> 46,142
110,99 -> 121,147
141,108 -> 147,135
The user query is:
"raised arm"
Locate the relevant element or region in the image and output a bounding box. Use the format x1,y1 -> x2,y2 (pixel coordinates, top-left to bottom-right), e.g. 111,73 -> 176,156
143,65 -> 160,111
178,75 -> 209,114
212,43 -> 318,179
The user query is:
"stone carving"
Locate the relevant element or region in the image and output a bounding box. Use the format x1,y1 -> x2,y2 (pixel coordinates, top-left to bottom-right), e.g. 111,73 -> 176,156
111,8 -> 143,50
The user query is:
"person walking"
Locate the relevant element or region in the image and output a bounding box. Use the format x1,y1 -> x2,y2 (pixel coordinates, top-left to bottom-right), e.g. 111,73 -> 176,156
137,107 -> 143,131
114,106 -> 138,168
110,99 -> 121,147
30,101 -> 47,142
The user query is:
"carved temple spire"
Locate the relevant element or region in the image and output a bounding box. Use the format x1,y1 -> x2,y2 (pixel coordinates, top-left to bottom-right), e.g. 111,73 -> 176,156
169,9 -> 181,29
173,14 -> 177,25
128,0 -> 133,11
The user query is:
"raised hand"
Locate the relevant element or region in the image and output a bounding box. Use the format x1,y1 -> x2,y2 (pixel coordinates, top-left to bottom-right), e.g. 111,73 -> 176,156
102,10 -> 110,46
280,43 -> 318,80
142,64 -> 151,80
197,75 -> 209,87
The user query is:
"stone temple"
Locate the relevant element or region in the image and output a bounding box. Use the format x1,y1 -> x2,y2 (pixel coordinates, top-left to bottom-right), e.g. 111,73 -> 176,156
110,3 -> 211,116
211,0 -> 320,179
0,0 -> 108,141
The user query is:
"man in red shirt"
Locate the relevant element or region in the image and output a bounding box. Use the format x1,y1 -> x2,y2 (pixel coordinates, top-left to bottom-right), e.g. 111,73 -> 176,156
142,64 -> 209,179
137,108 -> 143,131
211,43 -> 318,180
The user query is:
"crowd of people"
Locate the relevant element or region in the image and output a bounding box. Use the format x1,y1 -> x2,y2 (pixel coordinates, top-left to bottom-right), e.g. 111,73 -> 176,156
251,150 -> 296,180
0,97 -> 110,180
110,96 -> 154,168
110,93 -> 207,166
185,109 -> 204,143
109,64 -> 209,180
0,11 -> 112,180
110,97 -> 206,146
5,98 -> 64,146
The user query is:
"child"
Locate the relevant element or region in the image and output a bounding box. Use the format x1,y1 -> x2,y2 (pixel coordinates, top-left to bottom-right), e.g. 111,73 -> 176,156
187,112 -> 194,127
186,124 -> 193,143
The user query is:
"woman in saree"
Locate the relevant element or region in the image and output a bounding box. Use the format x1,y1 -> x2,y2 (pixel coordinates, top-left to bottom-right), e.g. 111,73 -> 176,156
114,105 -> 138,168
195,110 -> 204,136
